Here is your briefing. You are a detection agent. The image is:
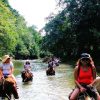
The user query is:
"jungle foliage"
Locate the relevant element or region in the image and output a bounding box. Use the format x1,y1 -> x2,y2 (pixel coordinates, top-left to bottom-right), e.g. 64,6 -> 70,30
0,0 -> 42,59
1,0 -> 100,61
42,0 -> 100,60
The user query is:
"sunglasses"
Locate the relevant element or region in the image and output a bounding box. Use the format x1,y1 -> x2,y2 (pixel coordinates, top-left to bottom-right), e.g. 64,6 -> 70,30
81,58 -> 90,61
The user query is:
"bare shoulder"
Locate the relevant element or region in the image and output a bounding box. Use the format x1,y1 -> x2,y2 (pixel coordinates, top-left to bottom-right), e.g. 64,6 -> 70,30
74,66 -> 78,71
91,66 -> 96,71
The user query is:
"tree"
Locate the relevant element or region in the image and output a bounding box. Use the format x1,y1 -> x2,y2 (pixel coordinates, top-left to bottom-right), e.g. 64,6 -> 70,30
42,0 -> 100,59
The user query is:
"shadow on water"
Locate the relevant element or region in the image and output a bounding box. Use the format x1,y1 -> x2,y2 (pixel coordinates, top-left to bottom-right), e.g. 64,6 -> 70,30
15,60 -> 74,100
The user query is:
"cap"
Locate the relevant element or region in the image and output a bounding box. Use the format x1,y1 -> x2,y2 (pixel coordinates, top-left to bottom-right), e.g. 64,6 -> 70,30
80,53 -> 91,59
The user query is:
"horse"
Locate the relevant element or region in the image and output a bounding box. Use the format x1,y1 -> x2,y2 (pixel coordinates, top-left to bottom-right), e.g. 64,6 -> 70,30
69,76 -> 100,100
69,87 -> 97,100
77,91 -> 96,100
21,70 -> 33,82
0,78 -> 19,100
46,67 -> 55,76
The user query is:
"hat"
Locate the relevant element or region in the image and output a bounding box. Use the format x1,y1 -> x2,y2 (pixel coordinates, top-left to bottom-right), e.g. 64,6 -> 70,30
2,55 -> 11,63
80,53 -> 91,59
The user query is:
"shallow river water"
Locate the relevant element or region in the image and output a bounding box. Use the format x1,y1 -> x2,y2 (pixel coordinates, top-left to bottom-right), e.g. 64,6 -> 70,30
15,60 -> 74,100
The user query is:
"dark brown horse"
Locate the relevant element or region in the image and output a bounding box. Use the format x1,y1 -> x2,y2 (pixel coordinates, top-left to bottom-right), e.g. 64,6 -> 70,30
46,67 -> 55,76
21,71 -> 33,82
0,78 -> 19,100
69,85 -> 97,100
77,91 -> 96,100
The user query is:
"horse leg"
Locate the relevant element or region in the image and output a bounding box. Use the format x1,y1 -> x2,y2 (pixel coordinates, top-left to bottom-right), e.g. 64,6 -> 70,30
21,72 -> 25,82
53,70 -> 55,75
28,73 -> 33,81
12,85 -> 19,99
46,70 -> 49,75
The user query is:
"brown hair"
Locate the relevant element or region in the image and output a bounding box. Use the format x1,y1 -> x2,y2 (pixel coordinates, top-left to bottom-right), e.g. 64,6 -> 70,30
76,57 -> 96,79
76,57 -> 95,67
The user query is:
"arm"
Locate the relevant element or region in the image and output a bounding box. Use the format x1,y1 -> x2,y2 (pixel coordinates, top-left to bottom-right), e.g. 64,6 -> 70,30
92,67 -> 96,79
11,67 -> 14,74
74,66 -> 82,88
10,62 -> 14,74
30,65 -> 31,69
0,67 -> 3,79
29,65 -> 31,70
87,67 -> 97,87
90,57 -> 96,79
0,64 -> 3,77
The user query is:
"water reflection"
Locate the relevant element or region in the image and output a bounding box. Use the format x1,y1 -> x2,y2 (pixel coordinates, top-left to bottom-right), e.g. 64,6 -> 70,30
16,61 -> 74,100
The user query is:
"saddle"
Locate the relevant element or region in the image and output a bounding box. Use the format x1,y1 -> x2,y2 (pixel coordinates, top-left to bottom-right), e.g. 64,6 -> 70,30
2,75 -> 16,85
21,70 -> 33,82
25,71 -> 33,78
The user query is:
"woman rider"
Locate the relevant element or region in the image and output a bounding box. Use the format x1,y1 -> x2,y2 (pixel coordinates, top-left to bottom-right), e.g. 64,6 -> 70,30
0,55 -> 16,86
69,53 -> 100,100
24,60 -> 31,72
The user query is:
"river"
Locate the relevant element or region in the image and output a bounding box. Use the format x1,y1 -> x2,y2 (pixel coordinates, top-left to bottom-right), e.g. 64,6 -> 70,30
15,60 -> 75,100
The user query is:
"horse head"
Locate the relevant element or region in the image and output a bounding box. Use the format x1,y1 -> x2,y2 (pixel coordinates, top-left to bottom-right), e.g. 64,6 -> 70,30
46,67 -> 55,76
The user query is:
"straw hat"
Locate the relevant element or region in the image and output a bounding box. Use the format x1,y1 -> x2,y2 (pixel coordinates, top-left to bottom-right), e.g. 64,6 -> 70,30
2,55 -> 11,63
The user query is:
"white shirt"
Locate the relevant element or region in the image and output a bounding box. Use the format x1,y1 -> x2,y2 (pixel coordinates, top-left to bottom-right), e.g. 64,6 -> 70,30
24,64 -> 31,70
0,62 -> 14,75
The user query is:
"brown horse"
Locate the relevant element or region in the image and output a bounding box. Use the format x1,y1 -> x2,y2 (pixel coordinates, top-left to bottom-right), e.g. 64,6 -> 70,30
46,67 -> 55,76
69,86 -> 97,100
77,91 -> 96,100
0,78 -> 19,100
21,70 -> 33,82
69,77 -> 100,100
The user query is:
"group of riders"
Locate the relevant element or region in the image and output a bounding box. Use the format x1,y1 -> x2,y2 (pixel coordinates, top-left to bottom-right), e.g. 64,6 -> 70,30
0,53 -> 100,99
46,57 -> 60,75
0,55 -> 33,99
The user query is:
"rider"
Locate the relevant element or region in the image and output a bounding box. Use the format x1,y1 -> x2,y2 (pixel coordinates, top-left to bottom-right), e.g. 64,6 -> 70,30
24,60 -> 31,72
48,57 -> 57,69
69,53 -> 100,100
0,55 -> 17,86
22,60 -> 33,82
